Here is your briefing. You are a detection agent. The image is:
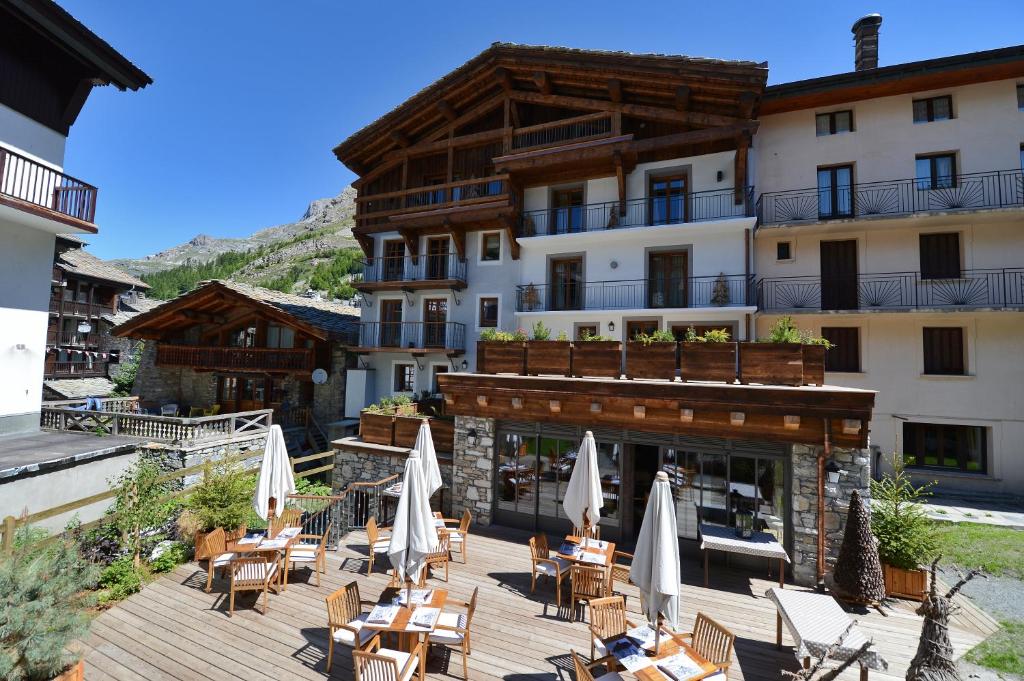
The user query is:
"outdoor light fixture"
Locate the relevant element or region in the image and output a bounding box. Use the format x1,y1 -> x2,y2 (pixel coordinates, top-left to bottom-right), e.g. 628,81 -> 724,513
825,459 -> 845,485
717,170 -> 725,182
77,321 -> 92,334
461,360 -> 468,370
608,321 -> 615,332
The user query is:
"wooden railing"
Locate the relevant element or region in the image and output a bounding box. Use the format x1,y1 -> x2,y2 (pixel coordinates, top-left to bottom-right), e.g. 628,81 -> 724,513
156,345 -> 315,371
48,299 -> 115,318
48,331 -> 100,347
40,407 -> 274,444
0,145 -> 98,223
356,175 -> 510,227
511,112 -> 615,151
44,361 -> 108,377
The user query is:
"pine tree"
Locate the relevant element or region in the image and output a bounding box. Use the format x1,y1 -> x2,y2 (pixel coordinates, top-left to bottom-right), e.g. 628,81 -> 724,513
831,489 -> 886,603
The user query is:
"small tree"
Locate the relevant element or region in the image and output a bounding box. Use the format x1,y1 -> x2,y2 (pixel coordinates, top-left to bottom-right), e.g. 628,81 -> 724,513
831,490 -> 886,603
110,341 -> 144,397
871,457 -> 938,570
711,272 -> 731,307
183,462 -> 255,534
907,559 -> 983,681
110,458 -> 171,568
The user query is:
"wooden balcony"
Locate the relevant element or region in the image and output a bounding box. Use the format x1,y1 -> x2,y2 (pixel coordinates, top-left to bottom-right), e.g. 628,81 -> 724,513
48,299 -> 114,318
0,145 -> 98,231
44,360 -> 108,378
155,345 -> 315,372
355,175 -> 513,231
47,331 -> 100,347
357,253 -> 467,293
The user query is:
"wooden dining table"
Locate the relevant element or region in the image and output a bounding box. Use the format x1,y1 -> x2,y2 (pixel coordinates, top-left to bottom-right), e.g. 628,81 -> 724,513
601,631 -> 719,681
556,535 -> 616,568
364,585 -> 448,676
227,527 -> 301,592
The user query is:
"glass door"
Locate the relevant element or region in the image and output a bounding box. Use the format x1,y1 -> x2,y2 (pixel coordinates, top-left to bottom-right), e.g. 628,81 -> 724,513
426,237 -> 449,280
423,298 -> 448,348
650,175 -> 687,225
382,240 -> 405,281
380,300 -> 403,347
551,187 -> 584,234
648,251 -> 688,308
817,165 -> 853,218
550,257 -> 583,311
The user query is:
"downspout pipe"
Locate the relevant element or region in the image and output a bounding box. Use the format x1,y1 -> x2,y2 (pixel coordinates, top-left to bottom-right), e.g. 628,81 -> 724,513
818,418 -> 832,586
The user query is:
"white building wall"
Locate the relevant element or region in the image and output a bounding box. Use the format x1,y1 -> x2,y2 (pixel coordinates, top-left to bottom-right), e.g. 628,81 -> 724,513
0,103 -> 67,168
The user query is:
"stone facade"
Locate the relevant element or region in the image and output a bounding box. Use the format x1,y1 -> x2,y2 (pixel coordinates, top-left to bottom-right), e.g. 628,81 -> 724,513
142,432 -> 268,486
313,346 -> 353,425
132,341 -> 217,409
450,415 -> 496,526
331,440 -> 453,516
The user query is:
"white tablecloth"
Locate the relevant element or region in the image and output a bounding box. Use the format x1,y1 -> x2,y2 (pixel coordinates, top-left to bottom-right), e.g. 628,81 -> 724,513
698,523 -> 790,562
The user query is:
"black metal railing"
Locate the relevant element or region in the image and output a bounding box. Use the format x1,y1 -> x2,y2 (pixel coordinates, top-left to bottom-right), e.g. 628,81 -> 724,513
361,253 -> 467,285
352,321 -> 466,351
757,169 -> 1024,225
757,269 -> 1024,312
516,274 -> 754,312
518,187 -> 754,237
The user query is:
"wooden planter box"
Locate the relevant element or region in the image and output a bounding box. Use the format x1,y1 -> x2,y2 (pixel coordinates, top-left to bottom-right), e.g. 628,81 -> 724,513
802,345 -> 826,386
525,340 -> 571,376
625,341 -> 678,380
883,563 -> 929,601
679,342 -> 737,383
431,417 -> 455,452
393,414 -> 428,448
571,341 -> 622,378
476,341 -> 525,374
53,660 -> 84,681
359,411 -> 395,445
739,343 -> 804,386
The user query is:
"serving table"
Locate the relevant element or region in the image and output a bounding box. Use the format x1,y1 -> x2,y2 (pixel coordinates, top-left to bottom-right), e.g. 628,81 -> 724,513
601,629 -> 718,681
698,523 -> 789,588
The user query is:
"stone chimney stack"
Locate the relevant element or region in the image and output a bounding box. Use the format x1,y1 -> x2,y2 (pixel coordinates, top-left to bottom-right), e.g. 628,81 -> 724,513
852,14 -> 882,71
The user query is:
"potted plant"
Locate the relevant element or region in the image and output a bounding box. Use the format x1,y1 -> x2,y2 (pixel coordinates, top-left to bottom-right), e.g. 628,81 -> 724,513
871,457 -> 938,601
570,331 -> 622,378
0,529 -> 100,681
679,326 -> 737,383
476,328 -> 527,374
710,272 -> 732,307
525,322 -> 571,376
740,316 -> 808,386
801,336 -> 831,386
625,329 -> 677,380
183,461 -> 252,556
393,412 -> 428,448
359,397 -> 398,445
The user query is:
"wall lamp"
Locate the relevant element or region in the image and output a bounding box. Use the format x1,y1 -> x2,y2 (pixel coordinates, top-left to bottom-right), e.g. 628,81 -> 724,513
461,360 -> 468,371
825,459 -> 846,485
608,321 -> 615,332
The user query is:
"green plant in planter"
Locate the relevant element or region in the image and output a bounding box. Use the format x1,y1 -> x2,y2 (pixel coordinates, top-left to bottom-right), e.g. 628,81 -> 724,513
579,331 -> 613,341
556,330 -> 568,341
633,329 -> 675,345
479,328 -> 528,342
761,315 -> 834,348
185,461 -> 255,535
531,320 -> 551,340
871,456 -> 939,570
0,529 -> 100,681
683,325 -> 730,343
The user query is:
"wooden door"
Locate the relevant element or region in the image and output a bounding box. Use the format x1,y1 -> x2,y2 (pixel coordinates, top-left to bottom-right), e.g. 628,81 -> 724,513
426,237 -> 449,280
423,298 -> 448,348
648,251 -> 688,308
382,240 -> 405,281
549,257 -> 583,310
820,240 -> 858,310
380,300 -> 403,347
238,377 -> 265,412
650,174 -> 687,225
550,188 -> 584,234
218,376 -> 239,413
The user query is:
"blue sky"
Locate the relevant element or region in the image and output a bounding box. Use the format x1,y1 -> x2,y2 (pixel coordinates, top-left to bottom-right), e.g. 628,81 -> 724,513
62,0 -> 1024,259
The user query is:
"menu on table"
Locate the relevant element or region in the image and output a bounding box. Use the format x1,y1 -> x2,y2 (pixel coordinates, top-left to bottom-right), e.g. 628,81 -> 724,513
236,534 -> 263,545
608,637 -> 653,672
367,604 -> 400,626
558,541 -> 581,556
626,623 -> 658,650
277,527 -> 301,539
579,551 -> 606,565
396,589 -> 433,606
405,607 -> 440,631
656,651 -> 705,681
259,538 -> 289,549
583,538 -> 608,551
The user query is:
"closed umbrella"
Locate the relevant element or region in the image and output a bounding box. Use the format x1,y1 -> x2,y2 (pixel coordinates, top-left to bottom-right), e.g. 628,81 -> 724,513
414,420 -> 443,497
562,430 -> 603,531
630,470 -> 681,650
253,424 -> 295,521
388,450 -> 439,589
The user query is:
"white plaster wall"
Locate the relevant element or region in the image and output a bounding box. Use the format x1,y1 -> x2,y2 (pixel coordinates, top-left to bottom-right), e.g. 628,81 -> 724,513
0,103 -> 67,168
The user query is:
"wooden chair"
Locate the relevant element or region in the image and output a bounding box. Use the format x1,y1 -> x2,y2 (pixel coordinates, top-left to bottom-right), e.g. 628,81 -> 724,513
325,581 -> 379,672
436,509 -> 471,563
204,404 -> 221,416
187,406 -> 204,417
284,522 -> 331,587
228,555 -> 278,617
366,516 -> 392,575
588,596 -> 634,661
427,586 -> 477,680
353,638 -> 424,681
609,550 -> 633,603
572,524 -> 601,541
570,564 -> 609,623
424,531 -> 451,583
676,612 -> 736,673
198,527 -> 235,593
571,649 -> 623,681
528,533 -> 571,608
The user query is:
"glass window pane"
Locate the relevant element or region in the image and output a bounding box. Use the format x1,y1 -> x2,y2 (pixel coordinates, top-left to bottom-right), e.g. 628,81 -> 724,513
279,327 -> 294,349
933,97 -> 951,120
497,433 -> 536,514
834,111 -> 852,133
266,326 -> 280,348
757,458 -> 786,545
934,156 -> 954,188
662,448 -> 700,539
595,441 -> 620,522
697,453 -> 728,527
538,438 -> 572,520
913,99 -> 928,123
818,169 -> 834,215
729,455 -> 758,528
916,158 -> 932,189
815,114 -> 831,136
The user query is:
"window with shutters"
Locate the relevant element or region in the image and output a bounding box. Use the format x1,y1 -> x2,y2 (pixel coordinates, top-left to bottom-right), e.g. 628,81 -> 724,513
821,327 -> 860,372
903,422 -> 986,473
923,327 -> 965,375
919,233 -> 961,279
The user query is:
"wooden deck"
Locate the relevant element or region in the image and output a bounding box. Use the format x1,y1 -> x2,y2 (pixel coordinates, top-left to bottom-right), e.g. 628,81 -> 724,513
81,525 -> 998,681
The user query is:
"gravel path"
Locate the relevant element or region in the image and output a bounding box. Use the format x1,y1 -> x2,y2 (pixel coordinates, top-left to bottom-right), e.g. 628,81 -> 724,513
938,566 -> 1024,623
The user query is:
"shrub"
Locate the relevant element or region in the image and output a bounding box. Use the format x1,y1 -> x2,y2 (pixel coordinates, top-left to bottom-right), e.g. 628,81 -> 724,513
98,556 -> 146,603
149,543 -> 189,573
579,331 -> 613,342
530,321 -> 551,340
295,477 -> 332,496
556,330 -> 568,341
871,456 -> 939,570
761,315 -> 833,348
479,328 -> 528,342
683,325 -> 730,343
185,462 -> 255,533
633,329 -> 675,345
109,458 -> 173,569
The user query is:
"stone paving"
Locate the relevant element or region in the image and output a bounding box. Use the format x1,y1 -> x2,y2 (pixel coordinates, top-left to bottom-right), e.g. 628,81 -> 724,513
923,496 -> 1024,528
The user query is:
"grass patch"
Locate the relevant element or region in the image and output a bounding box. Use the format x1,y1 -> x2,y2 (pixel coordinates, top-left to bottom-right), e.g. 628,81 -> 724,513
932,521 -> 1024,579
967,621 -> 1024,676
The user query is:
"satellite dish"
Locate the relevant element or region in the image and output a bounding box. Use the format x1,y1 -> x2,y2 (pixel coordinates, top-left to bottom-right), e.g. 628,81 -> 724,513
311,368 -> 328,385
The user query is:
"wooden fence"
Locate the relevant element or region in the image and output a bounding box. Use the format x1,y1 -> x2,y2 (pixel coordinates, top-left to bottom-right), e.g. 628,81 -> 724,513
40,407 -> 273,445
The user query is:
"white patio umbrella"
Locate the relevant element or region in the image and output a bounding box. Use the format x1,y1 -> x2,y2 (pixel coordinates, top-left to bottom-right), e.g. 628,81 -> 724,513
253,424 -> 296,521
562,430 -> 603,530
630,470 -> 681,650
414,420 -> 443,497
388,449 -> 439,591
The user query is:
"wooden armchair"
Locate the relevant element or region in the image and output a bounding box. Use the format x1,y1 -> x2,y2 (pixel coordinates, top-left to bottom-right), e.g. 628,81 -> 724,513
353,638 -> 424,681
325,580 -> 379,672
424,531 -> 451,583
572,524 -> 601,541
284,522 -> 331,587
198,527 -> 235,593
528,533 -> 571,608
676,612 -> 736,673
365,516 -> 391,575
427,586 -> 478,679
436,509 -> 471,563
228,555 -> 279,617
609,550 -> 633,603
570,564 -> 609,623
588,596 -> 634,661
571,649 -> 623,681
268,508 -> 303,538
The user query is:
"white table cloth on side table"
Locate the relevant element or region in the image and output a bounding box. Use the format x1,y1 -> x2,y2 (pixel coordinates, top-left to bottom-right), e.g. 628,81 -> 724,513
698,523 -> 790,588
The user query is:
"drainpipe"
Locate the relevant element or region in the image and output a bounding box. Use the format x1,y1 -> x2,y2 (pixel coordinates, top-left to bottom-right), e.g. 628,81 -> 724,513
818,418 -> 832,586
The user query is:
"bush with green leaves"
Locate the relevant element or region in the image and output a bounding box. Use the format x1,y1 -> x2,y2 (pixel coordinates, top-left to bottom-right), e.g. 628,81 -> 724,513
109,458 -> 174,569
149,543 -> 190,573
185,461 -> 255,533
871,456 -> 939,570
110,340 -> 143,397
98,556 -> 146,603
682,325 -> 730,343
760,315 -> 834,348
479,328 -> 528,342
578,331 -> 614,342
530,320 -> 551,340
633,329 -> 676,345
295,477 -> 332,496
0,530 -> 100,681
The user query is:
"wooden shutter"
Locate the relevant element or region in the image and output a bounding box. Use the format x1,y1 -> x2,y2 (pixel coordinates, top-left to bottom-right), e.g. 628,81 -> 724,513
920,233 -> 960,279
821,327 -> 860,372
923,327 -> 964,375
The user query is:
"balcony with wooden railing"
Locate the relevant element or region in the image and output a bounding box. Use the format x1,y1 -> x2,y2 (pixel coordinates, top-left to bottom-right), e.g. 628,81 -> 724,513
44,360 -> 108,378
48,298 -> 115,318
156,345 -> 315,372
47,330 -> 100,347
0,145 -> 98,228
356,175 -> 512,230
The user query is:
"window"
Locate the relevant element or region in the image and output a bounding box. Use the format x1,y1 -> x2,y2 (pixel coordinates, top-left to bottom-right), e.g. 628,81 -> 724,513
916,153 -> 957,190
550,257 -> 583,311
815,110 -> 853,136
393,363 -> 415,392
481,233 -> 501,261
382,240 -> 405,281
269,377 -> 288,404
266,325 -> 295,349
821,327 -> 860,372
626,320 -> 659,339
430,365 -> 447,394
575,324 -> 598,340
919,233 -> 960,279
649,175 -> 687,225
776,241 -> 792,261
478,297 -> 498,328
817,165 -> 854,218
913,95 -> 953,123
904,422 -> 986,473
1016,84 -> 1023,110
551,187 -> 585,233
923,327 -> 965,375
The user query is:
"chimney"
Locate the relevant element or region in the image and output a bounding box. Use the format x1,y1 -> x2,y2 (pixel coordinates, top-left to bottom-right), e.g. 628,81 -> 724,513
851,14 -> 882,71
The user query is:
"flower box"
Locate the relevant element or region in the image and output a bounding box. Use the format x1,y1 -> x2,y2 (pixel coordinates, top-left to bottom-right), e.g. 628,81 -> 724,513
359,411 -> 395,445
883,563 -> 929,601
624,341 -> 678,380
679,342 -> 737,383
393,414 -> 428,448
738,343 -> 804,386
802,345 -> 827,386
53,660 -> 84,681
476,341 -> 526,374
571,341 -> 622,378
525,340 -> 571,376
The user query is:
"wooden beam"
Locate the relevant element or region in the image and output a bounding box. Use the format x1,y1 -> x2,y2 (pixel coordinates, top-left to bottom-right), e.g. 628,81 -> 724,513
738,90 -> 758,118
382,127 -> 508,163
177,309 -> 227,324
494,67 -> 514,92
614,152 -> 626,216
508,89 -> 744,128
533,71 -> 552,95
446,221 -> 466,259
607,78 -> 623,103
355,232 -> 374,259
390,130 -> 411,148
398,228 -> 419,264
629,122 -> 759,154
437,99 -> 458,122
734,132 -> 750,205
675,85 -> 691,111
501,216 -> 520,260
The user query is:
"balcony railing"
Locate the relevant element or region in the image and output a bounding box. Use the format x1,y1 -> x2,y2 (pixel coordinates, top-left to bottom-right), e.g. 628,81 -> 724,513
357,175 -> 510,227
0,145 -> 97,224
360,253 -> 467,286
45,361 -> 108,377
757,169 -> 1024,225
48,299 -> 114,317
757,269 -> 1024,312
515,274 -> 754,312
518,187 -> 754,237
47,331 -> 99,347
156,345 -> 315,371
352,322 -> 466,352
511,112 -> 614,151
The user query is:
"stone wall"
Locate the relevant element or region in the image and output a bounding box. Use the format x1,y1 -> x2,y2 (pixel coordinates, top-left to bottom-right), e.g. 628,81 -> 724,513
143,432 -> 268,487
450,415 -> 496,526
790,443 -> 872,586
313,346 -> 352,424
331,440 -> 453,516
132,341 -> 216,409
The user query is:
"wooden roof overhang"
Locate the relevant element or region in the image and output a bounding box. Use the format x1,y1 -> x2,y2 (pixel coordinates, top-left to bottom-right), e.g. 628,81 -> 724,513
111,282 -> 331,343
437,373 -> 875,449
